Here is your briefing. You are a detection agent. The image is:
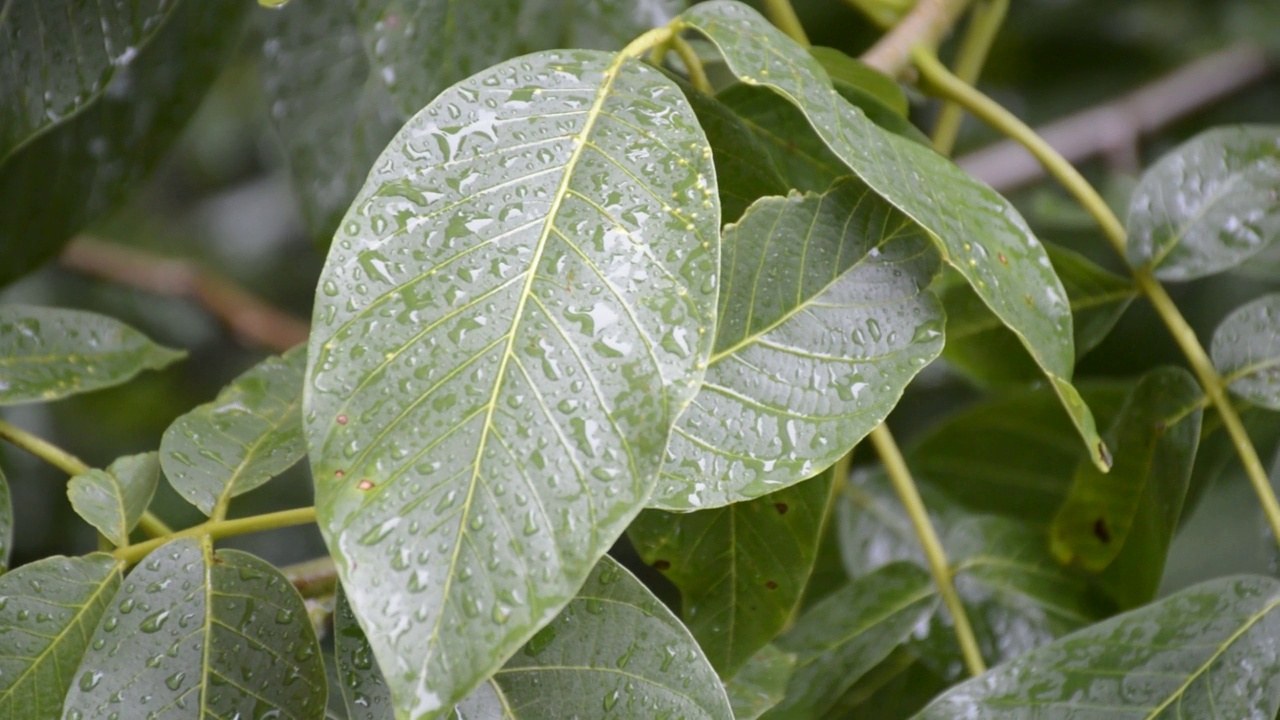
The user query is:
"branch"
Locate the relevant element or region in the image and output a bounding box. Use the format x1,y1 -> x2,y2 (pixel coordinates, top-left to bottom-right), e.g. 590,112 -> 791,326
860,0 -> 975,78
59,236 -> 309,353
956,42 -> 1272,192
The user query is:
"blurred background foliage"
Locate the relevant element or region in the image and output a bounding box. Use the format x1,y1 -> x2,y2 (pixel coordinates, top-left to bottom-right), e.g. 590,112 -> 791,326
3,0 -> 1279,599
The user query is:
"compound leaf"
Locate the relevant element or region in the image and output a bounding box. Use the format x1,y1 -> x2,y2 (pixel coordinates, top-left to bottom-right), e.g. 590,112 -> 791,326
1212,292 -> 1280,410
67,452 -> 160,547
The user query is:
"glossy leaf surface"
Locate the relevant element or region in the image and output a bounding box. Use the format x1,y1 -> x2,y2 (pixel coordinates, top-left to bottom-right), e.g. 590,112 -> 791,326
0,469 -> 10,572
0,1 -> 250,286
0,306 -> 184,405
1212,293 -> 1280,410
653,178 -> 943,508
679,0 -> 1108,471
725,646 -> 795,720
67,452 -> 160,547
943,244 -> 1136,385
762,562 -> 939,720
63,538 -> 327,719
0,554 -> 121,719
806,48 -> 906,118
1127,125 -> 1280,280
304,49 -> 718,717
915,575 -> 1280,719
630,469 -> 834,676
334,590 -> 394,720
161,346 -> 307,516
1052,367 -> 1202,607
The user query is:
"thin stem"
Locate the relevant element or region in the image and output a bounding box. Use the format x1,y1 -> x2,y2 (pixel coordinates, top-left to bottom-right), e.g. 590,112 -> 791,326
761,0 -> 810,46
0,418 -> 91,475
911,45 -> 1280,549
670,35 -> 712,95
619,26 -> 675,61
135,512 -> 174,539
930,0 -> 1008,156
870,424 -> 986,676
112,506 -> 317,564
862,0 -> 975,78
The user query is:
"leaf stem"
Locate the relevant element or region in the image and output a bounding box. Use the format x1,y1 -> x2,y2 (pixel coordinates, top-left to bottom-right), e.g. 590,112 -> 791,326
930,0 -> 1007,156
869,424 -> 986,676
910,45 -> 1280,549
761,0 -> 810,46
0,417 -> 90,475
670,35 -> 713,95
135,512 -> 174,538
862,0 -> 975,78
112,506 -> 317,564
620,26 -> 676,62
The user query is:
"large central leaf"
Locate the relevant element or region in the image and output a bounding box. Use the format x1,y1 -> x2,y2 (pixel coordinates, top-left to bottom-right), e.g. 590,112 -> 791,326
305,49 -> 719,717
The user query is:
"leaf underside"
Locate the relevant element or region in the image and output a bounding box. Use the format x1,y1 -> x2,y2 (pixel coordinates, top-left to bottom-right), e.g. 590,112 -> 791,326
1211,292 -> 1280,410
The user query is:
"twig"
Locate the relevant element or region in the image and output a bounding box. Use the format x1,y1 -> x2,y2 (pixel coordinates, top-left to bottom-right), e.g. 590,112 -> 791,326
59,236 -> 309,353
762,0 -> 810,47
930,0 -> 1008,156
861,0 -> 975,78
112,506 -> 317,564
956,42 -> 1271,192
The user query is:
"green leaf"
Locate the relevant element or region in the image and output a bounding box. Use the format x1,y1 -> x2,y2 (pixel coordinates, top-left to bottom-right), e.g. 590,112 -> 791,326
0,306 -> 185,405
0,554 -> 122,719
161,346 -> 306,516
725,645 -> 795,720
0,468 -> 10,572
629,469 -> 834,677
1051,367 -> 1203,607
806,48 -> 906,118
942,244 -> 1137,385
0,1 -> 251,287
258,0 -> 402,240
913,575 -> 1280,719
835,468 -> 957,578
1212,293 -> 1280,410
63,538 -> 327,719
304,48 -> 719,717
516,0 -> 687,52
66,452 -> 161,547
678,0 -> 1109,471
652,177 -> 943,509
716,83 -> 847,195
761,562 -> 939,720
1126,125 -> 1280,281
334,590 -> 394,720
817,650 -> 946,720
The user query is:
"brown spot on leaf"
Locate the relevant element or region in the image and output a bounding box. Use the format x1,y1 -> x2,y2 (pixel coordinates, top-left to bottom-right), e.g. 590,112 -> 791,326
357,479 -> 375,491
653,559 -> 671,571
336,414 -> 348,425
998,253 -> 1008,265
774,503 -> 789,515
334,470 -> 345,479
1093,518 -> 1111,543
765,580 -> 778,590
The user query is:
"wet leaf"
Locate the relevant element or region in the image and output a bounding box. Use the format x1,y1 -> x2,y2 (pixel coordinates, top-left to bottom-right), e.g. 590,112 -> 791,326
806,48 -> 906,118
942,244 -> 1137,385
629,469 -> 834,676
1052,367 -> 1203,608
516,0 -> 686,52
678,0 -> 1109,471
161,346 -> 307,516
0,554 -> 122,719
1212,293 -> 1280,410
761,562 -> 939,720
717,83 -> 847,195
724,645 -> 795,720
652,177 -> 943,509
0,306 -> 185,405
63,538 -> 327,719
67,452 -> 161,547
334,590 -> 394,720
304,49 -> 718,717
0,1 -> 250,287
914,575 -> 1280,719
0,468 -> 10,572
1126,125 -> 1280,281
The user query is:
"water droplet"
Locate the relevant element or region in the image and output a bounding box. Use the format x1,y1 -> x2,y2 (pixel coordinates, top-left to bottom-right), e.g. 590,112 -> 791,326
79,671 -> 103,691
165,671 -> 186,691
141,610 -> 170,633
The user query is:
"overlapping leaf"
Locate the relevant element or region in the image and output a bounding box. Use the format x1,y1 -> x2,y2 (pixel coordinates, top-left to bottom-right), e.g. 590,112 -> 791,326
304,49 -> 719,717
67,452 -> 160,547
914,575 -> 1280,718
161,346 -> 307,516
0,1 -> 251,286
63,538 -> 326,719
677,0 -> 1110,471
1127,125 -> 1280,280
725,646 -> 795,720
0,468 -> 10,572
630,468 -> 834,676
516,0 -> 687,52
1212,293 -> 1280,410
0,306 -> 184,405
652,177 -> 943,509
1052,367 -> 1202,608
0,554 -> 122,719
334,591 -> 394,720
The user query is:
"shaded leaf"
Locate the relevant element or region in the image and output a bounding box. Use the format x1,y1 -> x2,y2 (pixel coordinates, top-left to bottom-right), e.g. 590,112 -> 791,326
806,48 -> 906,118
725,645 -> 795,720
304,49 -> 718,717
0,554 -> 121,719
0,306 -> 184,405
914,575 -> 1280,719
761,562 -> 939,720
1127,125 -> 1280,281
0,468 -> 9,572
835,468 -> 957,578
629,468 -> 834,676
0,1 -> 251,286
717,83 -> 847,195
1052,367 -> 1203,607
942,244 -> 1136,385
816,649 -> 947,720
652,177 -> 943,509
1212,292 -> 1280,410
516,0 -> 686,52
334,590 -> 394,720
67,452 -> 160,547
63,538 -> 327,719
678,0 -> 1109,471
161,345 -> 306,516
